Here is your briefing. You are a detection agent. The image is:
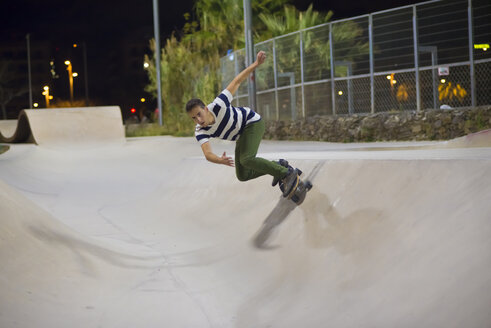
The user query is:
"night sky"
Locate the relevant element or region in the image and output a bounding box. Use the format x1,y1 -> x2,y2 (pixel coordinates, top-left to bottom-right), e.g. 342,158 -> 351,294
0,0 -> 427,117
1,0 -> 430,40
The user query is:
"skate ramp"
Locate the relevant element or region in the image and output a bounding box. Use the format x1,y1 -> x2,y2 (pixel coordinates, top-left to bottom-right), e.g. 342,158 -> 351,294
0,133 -> 491,327
0,120 -> 17,138
0,106 -> 124,146
441,128 -> 491,147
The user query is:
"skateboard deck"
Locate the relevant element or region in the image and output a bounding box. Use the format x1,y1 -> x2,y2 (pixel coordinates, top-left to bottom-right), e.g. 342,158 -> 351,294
285,175 -> 312,205
283,174 -> 312,205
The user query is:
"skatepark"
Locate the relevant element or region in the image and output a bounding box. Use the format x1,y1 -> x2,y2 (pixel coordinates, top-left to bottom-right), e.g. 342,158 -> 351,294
1,107 -> 491,327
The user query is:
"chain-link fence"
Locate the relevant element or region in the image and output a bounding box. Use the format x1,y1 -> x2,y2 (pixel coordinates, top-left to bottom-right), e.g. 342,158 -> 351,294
220,0 -> 491,120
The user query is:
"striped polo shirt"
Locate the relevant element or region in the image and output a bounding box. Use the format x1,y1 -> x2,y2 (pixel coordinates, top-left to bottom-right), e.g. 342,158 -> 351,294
195,89 -> 261,145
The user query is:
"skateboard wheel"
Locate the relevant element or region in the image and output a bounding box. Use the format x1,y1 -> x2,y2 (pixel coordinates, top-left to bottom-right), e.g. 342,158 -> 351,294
291,195 -> 300,203
305,181 -> 312,190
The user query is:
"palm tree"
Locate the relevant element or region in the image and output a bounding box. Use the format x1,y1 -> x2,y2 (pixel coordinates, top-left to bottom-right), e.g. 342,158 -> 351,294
256,4 -> 370,87
257,4 -> 333,39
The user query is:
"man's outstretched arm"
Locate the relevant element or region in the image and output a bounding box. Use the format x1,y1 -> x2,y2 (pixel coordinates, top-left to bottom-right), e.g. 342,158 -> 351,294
201,142 -> 234,167
226,51 -> 266,95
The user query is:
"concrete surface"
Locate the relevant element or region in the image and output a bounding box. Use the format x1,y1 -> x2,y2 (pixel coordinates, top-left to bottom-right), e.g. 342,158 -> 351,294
0,111 -> 490,328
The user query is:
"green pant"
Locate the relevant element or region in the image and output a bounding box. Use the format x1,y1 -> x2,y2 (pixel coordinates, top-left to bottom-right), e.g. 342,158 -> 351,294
235,120 -> 289,182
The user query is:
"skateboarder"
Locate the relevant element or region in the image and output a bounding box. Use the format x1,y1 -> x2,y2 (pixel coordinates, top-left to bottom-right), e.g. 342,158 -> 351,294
185,51 -> 299,195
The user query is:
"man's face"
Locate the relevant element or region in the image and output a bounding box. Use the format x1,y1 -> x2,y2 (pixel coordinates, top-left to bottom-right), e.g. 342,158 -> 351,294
188,106 -> 211,127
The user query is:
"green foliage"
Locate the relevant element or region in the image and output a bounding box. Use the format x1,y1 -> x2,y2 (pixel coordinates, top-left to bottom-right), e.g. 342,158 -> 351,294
257,4 -> 333,39
253,5 -> 334,89
475,110 -> 487,130
188,0 -> 290,51
144,36 -> 218,134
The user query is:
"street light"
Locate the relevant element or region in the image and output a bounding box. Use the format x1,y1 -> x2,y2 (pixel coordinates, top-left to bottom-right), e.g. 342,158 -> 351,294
65,60 -> 74,103
42,86 -> 50,107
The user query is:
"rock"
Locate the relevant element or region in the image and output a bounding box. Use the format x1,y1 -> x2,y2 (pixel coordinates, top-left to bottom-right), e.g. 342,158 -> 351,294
412,125 -> 422,133
264,106 -> 491,142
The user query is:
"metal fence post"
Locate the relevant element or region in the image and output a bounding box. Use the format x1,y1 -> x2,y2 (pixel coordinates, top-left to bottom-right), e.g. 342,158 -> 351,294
419,46 -> 438,108
243,0 -> 257,110
152,0 -> 163,125
329,23 -> 336,115
273,38 -> 279,120
300,30 -> 306,118
369,14 -> 375,114
412,5 -> 421,112
234,52 -> 240,106
468,0 -> 476,106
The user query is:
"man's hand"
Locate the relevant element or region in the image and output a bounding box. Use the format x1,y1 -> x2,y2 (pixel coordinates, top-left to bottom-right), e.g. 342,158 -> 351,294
220,152 -> 234,167
256,51 -> 266,66
226,51 -> 266,95
202,143 -> 235,167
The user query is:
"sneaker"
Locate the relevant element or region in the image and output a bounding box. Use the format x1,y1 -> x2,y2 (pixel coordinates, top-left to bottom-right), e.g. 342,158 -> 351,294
271,159 -> 290,187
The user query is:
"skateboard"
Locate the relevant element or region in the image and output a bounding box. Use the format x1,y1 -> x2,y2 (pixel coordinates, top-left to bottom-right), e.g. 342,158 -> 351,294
275,160 -> 313,205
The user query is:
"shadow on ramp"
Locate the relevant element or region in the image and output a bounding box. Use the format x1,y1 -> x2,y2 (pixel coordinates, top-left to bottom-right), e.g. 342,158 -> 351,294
253,197 -> 297,249
253,162 -> 324,249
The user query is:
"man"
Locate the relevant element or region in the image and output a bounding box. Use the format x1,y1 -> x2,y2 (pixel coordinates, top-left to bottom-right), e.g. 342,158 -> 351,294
185,51 -> 298,195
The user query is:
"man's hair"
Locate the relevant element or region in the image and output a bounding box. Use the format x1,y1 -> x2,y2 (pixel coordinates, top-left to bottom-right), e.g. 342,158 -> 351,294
185,98 -> 205,113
